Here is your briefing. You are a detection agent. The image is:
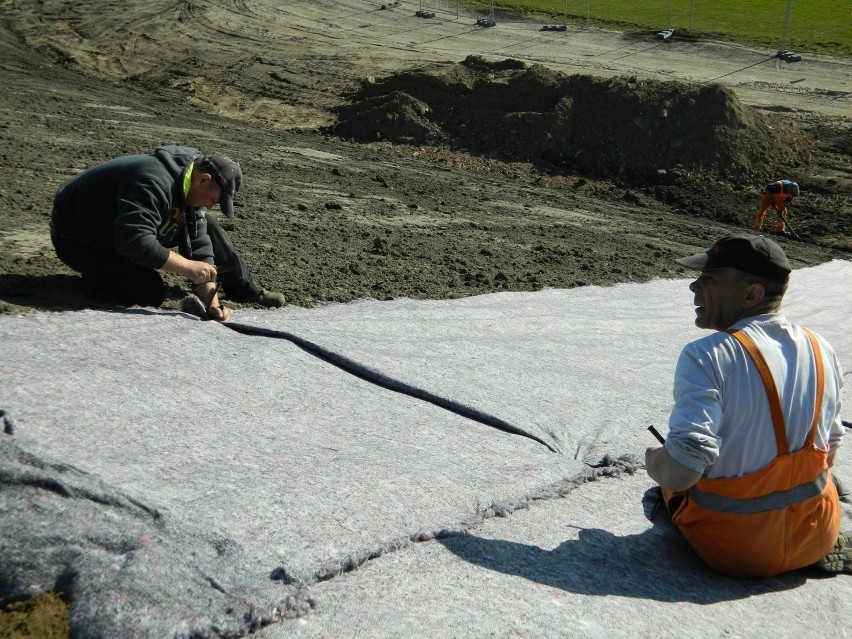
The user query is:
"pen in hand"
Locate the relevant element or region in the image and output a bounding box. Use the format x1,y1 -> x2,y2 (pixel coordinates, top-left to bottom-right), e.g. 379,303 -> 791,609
648,425 -> 665,444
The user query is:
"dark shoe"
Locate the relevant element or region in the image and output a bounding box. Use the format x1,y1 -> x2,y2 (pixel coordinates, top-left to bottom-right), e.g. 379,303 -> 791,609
253,289 -> 286,308
815,533 -> 852,574
832,474 -> 850,503
642,486 -> 666,521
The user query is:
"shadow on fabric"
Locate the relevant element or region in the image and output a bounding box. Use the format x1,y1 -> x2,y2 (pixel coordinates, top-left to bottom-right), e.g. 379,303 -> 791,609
437,519 -> 817,603
0,274 -> 97,312
0,274 -> 186,313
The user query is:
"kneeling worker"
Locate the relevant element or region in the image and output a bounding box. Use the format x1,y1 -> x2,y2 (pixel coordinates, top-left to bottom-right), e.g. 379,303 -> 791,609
646,234 -> 850,577
50,145 -> 285,322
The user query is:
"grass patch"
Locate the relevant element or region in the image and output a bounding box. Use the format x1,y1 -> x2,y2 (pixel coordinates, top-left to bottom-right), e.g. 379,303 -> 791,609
462,0 -> 851,56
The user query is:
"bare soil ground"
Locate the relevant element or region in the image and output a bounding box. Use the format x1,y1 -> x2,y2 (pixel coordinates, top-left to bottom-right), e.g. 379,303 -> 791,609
0,0 -> 850,316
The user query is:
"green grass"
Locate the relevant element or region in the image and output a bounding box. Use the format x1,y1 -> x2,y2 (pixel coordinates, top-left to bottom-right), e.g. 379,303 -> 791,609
463,0 -> 852,56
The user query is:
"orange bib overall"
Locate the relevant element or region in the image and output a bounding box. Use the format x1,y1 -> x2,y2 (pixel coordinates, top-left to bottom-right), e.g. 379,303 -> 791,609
664,328 -> 839,577
753,180 -> 793,232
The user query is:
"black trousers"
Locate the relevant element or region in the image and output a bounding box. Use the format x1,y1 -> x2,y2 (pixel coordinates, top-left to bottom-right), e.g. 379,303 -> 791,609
51,216 -> 262,307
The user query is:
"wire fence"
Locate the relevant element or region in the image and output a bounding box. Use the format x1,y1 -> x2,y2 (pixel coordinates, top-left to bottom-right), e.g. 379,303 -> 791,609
410,0 -> 850,56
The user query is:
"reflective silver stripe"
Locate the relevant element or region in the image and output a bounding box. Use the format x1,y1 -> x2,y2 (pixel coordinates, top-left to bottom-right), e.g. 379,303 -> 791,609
688,470 -> 828,515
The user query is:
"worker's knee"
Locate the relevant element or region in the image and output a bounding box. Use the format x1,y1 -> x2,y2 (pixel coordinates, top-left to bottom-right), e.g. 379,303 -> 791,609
90,267 -> 168,308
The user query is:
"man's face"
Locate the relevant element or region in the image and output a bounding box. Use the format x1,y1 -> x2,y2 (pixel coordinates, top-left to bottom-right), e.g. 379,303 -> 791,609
185,174 -> 221,210
688,267 -> 751,331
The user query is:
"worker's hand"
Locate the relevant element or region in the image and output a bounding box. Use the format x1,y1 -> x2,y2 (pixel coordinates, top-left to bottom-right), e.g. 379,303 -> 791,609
645,445 -> 702,492
193,280 -> 217,304
645,444 -> 663,465
161,252 -> 218,284
193,281 -> 229,322
184,260 -> 218,285
207,300 -> 230,323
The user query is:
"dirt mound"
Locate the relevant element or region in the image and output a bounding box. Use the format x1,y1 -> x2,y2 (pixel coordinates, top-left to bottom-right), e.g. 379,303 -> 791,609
335,55 -> 814,186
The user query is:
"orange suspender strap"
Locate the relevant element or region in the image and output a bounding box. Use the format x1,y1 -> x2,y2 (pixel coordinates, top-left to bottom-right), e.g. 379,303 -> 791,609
728,327 -> 825,454
801,328 -> 825,447
729,329 -> 789,455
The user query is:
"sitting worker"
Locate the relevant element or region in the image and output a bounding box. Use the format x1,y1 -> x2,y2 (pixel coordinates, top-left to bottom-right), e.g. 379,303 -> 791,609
752,179 -> 799,234
50,145 -> 285,322
646,234 -> 850,577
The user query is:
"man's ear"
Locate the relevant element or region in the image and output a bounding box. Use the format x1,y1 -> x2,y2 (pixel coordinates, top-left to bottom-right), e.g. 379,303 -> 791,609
742,281 -> 766,309
191,171 -> 213,188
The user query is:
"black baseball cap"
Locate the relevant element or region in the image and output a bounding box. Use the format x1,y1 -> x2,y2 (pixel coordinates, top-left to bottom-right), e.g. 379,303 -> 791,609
676,234 -> 792,283
201,154 -> 242,217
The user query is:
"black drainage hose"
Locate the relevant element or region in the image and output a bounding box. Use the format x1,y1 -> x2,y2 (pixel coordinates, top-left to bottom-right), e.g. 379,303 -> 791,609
225,322 -> 559,454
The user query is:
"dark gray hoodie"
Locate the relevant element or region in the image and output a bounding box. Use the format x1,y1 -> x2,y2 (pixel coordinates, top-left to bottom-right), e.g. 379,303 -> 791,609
52,145 -> 215,268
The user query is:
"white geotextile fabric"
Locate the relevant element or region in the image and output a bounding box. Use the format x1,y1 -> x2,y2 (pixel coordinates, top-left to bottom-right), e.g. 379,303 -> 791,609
1,308 -> 580,580
237,259 -> 852,459
2,260 -> 851,629
258,469 -> 852,639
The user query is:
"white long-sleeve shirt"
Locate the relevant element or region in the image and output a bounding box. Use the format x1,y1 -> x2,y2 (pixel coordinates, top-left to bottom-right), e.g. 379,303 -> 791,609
666,313 -> 844,479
